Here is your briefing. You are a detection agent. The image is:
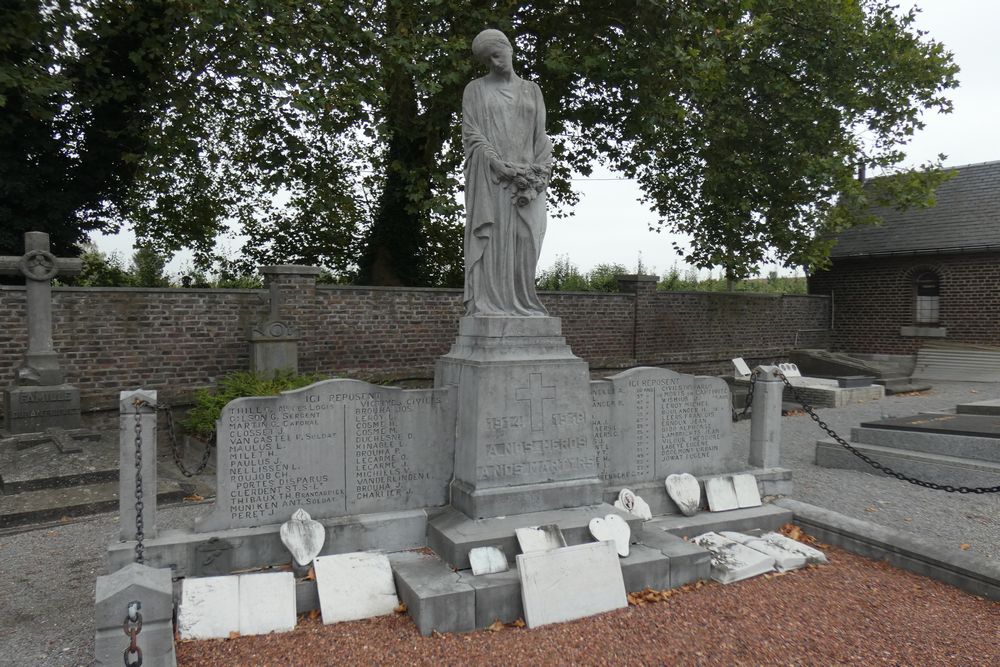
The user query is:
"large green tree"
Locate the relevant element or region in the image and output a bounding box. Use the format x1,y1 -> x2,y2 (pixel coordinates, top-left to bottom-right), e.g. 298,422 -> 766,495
2,1 -> 956,284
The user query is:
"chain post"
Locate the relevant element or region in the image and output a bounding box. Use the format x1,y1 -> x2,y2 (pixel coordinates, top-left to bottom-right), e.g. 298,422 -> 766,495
777,371 -> 1000,494
123,600 -> 143,667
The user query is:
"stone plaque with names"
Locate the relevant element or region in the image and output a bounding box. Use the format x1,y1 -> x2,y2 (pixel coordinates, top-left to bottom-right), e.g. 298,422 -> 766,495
590,367 -> 742,482
195,379 -> 456,532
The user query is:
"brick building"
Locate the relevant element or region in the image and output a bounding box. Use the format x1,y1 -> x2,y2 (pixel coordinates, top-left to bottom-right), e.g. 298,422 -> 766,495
808,160 -> 1000,355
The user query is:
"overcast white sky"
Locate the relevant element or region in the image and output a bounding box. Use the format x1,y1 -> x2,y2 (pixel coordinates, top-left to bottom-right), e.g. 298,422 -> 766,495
93,0 -> 1000,279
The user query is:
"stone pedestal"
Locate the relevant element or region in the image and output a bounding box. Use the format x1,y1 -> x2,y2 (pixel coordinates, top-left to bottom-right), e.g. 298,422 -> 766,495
3,384 -> 81,434
435,316 -> 602,519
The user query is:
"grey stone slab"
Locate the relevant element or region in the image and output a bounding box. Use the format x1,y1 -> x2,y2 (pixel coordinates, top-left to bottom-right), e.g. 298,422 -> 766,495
515,524 -> 566,553
591,367 -> 740,484
706,476 -> 738,512
196,379 -> 455,532
458,566 -> 524,628
391,552 -> 475,636
781,382 -> 884,408
720,531 -> 806,571
850,424 -> 1000,463
315,552 -> 398,624
644,504 -> 794,539
956,398 -> 1000,416
108,509 -> 429,577
619,544 -> 670,591
635,527 -> 711,587
517,540 -> 627,628
861,413 -> 1000,438
732,474 -> 762,508
427,504 -> 641,570
776,498 -> 1000,601
95,564 -> 175,667
815,439 -> 1000,489
451,477 -> 604,521
4,385 -> 81,433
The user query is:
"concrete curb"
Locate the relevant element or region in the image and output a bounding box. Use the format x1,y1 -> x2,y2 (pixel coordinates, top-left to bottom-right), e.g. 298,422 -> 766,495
775,498 -> 1000,601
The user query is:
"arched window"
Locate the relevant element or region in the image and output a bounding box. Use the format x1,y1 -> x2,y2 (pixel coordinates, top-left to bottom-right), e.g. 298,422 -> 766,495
914,271 -> 940,324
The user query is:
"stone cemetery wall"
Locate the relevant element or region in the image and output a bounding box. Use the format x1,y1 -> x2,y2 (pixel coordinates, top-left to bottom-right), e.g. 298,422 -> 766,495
0,271 -> 829,413
809,251 -> 1000,354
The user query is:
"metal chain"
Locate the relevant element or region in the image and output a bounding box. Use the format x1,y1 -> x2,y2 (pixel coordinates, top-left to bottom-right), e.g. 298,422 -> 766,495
161,404 -> 212,477
132,400 -> 146,564
734,369 -> 758,421
123,600 -> 143,667
776,371 -> 1000,494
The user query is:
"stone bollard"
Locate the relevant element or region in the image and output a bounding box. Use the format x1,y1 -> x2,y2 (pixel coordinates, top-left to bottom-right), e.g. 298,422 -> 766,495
95,563 -> 176,667
749,366 -> 783,469
120,390 -> 158,543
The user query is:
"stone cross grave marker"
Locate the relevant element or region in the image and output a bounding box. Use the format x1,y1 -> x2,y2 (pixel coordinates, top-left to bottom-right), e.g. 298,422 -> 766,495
1,231 -> 83,433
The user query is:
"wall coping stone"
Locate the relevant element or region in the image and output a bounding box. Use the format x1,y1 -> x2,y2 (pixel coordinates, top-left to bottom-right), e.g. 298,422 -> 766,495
260,265 -> 323,275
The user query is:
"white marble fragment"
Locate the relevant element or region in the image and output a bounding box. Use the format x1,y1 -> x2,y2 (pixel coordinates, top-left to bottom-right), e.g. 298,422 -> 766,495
758,531 -> 829,565
731,474 -> 762,508
705,476 -> 739,512
177,576 -> 240,640
588,513 -> 630,557
314,552 -> 398,624
614,488 -> 653,521
469,546 -> 509,575
733,357 -> 752,377
719,531 -> 805,571
778,362 -> 801,378
238,572 -> 297,636
517,541 -> 627,628
665,473 -> 701,516
280,508 -> 326,567
515,524 -> 567,554
692,531 -> 775,584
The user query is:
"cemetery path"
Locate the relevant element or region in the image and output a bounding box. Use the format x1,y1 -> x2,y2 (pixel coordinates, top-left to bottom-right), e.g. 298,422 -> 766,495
1,381 -> 999,665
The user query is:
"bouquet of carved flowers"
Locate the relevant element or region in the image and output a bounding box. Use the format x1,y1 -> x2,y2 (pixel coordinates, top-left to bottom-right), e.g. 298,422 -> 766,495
501,163 -> 549,207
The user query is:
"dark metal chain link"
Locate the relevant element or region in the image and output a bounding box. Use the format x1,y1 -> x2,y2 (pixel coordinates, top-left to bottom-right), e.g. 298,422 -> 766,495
123,600 -> 143,667
776,371 -> 1000,494
161,404 -> 212,477
132,400 -> 146,564
736,369 -> 759,420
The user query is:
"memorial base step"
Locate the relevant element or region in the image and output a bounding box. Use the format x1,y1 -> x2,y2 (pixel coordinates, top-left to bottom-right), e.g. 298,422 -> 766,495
0,479 -> 191,530
427,503 -> 642,570
643,504 -> 794,539
815,439 -> 1000,489
956,398 -> 1000,416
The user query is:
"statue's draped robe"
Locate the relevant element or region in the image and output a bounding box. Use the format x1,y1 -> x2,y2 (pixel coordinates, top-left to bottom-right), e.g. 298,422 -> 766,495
462,76 -> 552,316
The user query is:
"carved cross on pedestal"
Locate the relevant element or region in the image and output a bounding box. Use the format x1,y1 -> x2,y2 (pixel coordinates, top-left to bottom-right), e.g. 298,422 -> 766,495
516,373 -> 556,432
0,232 -> 82,385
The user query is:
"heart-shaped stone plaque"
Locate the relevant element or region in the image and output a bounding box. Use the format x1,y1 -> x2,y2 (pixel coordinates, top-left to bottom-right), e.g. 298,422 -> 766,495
280,508 -> 326,567
665,473 -> 701,517
614,488 -> 652,521
589,513 -> 631,557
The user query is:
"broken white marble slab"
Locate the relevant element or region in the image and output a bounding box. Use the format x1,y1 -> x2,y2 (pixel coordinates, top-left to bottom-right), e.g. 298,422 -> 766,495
589,513 -> 630,557
665,473 -> 701,516
719,532 -> 806,572
515,524 -> 567,554
517,540 -> 627,628
238,572 -> 297,636
614,488 -> 652,521
732,474 -> 762,508
280,508 -> 326,567
177,576 -> 240,640
469,546 -> 509,575
758,532 -> 829,565
314,552 -> 398,624
706,476 -> 739,512
733,357 -> 752,378
692,531 -> 776,584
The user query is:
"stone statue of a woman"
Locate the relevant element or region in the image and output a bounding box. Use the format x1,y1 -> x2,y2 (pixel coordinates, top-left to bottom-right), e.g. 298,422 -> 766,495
462,29 -> 552,317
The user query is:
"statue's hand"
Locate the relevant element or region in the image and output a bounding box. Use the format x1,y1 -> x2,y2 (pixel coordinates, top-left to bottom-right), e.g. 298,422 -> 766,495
490,157 -> 517,181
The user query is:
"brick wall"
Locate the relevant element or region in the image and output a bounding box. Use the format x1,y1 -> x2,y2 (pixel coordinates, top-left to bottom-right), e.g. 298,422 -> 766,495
808,252 -> 1000,354
0,270 -> 829,411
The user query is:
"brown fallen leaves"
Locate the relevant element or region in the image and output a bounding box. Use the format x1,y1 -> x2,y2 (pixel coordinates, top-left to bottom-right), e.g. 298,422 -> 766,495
183,493 -> 205,502
394,602 -> 407,614
627,581 -> 706,607
486,618 -> 525,632
779,523 -> 826,548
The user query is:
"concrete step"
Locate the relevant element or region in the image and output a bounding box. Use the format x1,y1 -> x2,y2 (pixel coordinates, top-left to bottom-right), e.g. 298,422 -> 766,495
0,478 -> 192,529
643,504 -> 793,539
850,426 -> 1000,464
957,398 -> 1000,416
815,439 -> 1000,489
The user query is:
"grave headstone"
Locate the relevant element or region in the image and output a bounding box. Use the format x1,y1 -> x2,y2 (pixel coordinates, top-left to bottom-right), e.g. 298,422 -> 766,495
314,552 -> 399,624
515,524 -> 567,554
195,378 -> 456,532
517,540 -> 627,628
588,513 -> 631,557
1,231 -> 83,434
720,531 -> 807,571
665,473 -> 701,516
732,473 -> 762,508
706,476 -> 739,512
591,367 -> 740,485
248,265 -> 320,377
469,546 -> 509,575
693,532 -> 776,583
280,508 -> 325,568
177,572 -> 297,640
733,357 -> 753,378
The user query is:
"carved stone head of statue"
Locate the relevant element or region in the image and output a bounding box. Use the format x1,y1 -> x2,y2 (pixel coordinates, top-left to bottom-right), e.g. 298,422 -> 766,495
472,29 -> 513,77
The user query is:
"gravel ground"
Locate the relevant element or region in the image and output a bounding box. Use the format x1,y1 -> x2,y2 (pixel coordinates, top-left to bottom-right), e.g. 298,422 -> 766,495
1,380 -> 999,666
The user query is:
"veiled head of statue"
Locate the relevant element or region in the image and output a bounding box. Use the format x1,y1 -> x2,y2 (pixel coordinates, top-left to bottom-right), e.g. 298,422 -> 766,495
472,29 -> 512,64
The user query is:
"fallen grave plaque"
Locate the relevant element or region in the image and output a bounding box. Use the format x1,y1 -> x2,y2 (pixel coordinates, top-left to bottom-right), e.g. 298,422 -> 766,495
591,368 -> 740,484
196,379 -> 455,532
